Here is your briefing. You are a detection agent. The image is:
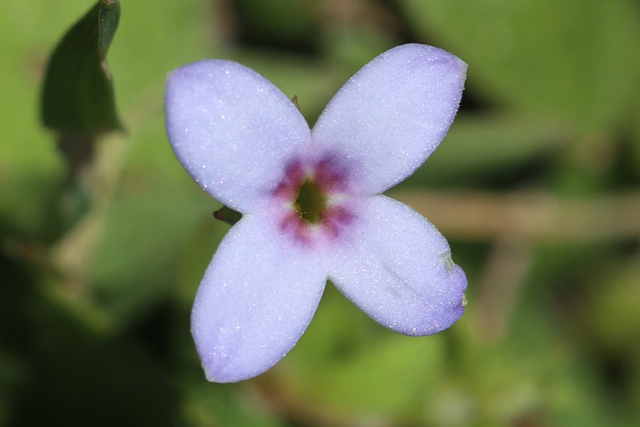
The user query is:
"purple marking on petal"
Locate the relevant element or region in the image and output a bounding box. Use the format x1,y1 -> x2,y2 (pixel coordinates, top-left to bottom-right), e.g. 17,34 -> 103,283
320,205 -> 355,239
271,152 -> 358,247
278,204 -> 357,248
273,159 -> 305,201
280,212 -> 313,246
313,154 -> 352,193
271,153 -> 353,199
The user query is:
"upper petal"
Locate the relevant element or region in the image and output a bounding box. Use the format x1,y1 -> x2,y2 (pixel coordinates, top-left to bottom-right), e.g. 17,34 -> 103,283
165,60 -> 310,213
191,212 -> 327,382
327,195 -> 467,335
311,44 -> 467,195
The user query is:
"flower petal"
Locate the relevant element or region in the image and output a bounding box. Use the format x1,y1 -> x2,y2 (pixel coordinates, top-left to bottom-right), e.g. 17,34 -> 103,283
311,44 -> 467,195
327,195 -> 467,335
165,60 -> 310,213
191,213 -> 327,383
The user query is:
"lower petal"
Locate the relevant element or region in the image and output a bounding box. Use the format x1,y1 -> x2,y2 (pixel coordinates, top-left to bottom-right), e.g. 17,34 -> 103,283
191,214 -> 327,382
327,195 -> 467,336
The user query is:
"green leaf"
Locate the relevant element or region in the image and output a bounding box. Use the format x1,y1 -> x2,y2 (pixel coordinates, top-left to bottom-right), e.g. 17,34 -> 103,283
402,115 -> 569,186
98,0 -> 120,61
183,381 -> 285,427
276,285 -> 446,419
282,333 -> 446,419
41,0 -> 123,134
632,101 -> 640,177
399,0 -> 640,132
586,259 -> 640,353
89,182 -> 213,328
317,336 -> 445,416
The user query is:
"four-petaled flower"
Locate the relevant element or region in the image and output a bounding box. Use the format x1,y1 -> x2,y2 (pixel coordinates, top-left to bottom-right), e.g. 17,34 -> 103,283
165,44 -> 468,383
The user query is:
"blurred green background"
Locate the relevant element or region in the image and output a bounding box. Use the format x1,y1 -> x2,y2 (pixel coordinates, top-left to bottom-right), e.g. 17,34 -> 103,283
2,0 -> 640,425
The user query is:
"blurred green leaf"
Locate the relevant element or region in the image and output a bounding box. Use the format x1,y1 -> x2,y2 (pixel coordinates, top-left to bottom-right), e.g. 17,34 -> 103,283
586,258 -> 640,353
183,381 -> 285,427
86,111 -> 221,324
175,213 -> 228,308
0,251 -> 180,427
403,115 -> 570,186
632,355 -> 640,424
0,1 -> 87,237
399,0 -> 640,132
275,285 -> 447,419
316,336 -> 445,416
0,346 -> 23,427
288,285 -> 376,369
321,26 -> 397,77
89,181 -> 213,328
233,0 -> 318,51
546,365 -> 614,427
632,100 -> 640,177
457,293 -> 614,427
104,0 -> 215,113
41,0 -> 122,134
15,292 -> 179,426
284,334 -> 445,419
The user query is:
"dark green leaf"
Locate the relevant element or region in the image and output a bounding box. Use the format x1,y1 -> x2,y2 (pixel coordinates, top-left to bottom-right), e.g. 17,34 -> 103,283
98,0 -> 121,61
41,0 -> 123,134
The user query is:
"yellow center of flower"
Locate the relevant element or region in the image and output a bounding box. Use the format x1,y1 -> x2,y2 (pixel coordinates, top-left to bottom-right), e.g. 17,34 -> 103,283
294,178 -> 326,224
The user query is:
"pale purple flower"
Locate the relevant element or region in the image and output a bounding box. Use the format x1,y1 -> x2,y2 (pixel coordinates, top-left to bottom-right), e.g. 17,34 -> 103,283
165,44 -> 468,383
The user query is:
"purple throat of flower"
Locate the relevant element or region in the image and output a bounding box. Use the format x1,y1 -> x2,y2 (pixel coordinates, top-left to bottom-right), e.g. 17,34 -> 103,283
273,155 -> 354,245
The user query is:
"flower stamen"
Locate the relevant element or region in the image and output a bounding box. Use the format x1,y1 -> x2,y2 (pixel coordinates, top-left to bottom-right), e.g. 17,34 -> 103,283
294,178 -> 326,224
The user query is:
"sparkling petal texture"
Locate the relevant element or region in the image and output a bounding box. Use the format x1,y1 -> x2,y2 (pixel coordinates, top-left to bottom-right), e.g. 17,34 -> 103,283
191,213 -> 327,383
327,195 -> 467,335
165,60 -> 310,213
311,44 -> 467,195
166,44 -> 469,382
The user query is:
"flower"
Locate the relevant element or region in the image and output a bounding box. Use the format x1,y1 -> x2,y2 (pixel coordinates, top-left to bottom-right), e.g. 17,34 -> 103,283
165,44 -> 468,383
